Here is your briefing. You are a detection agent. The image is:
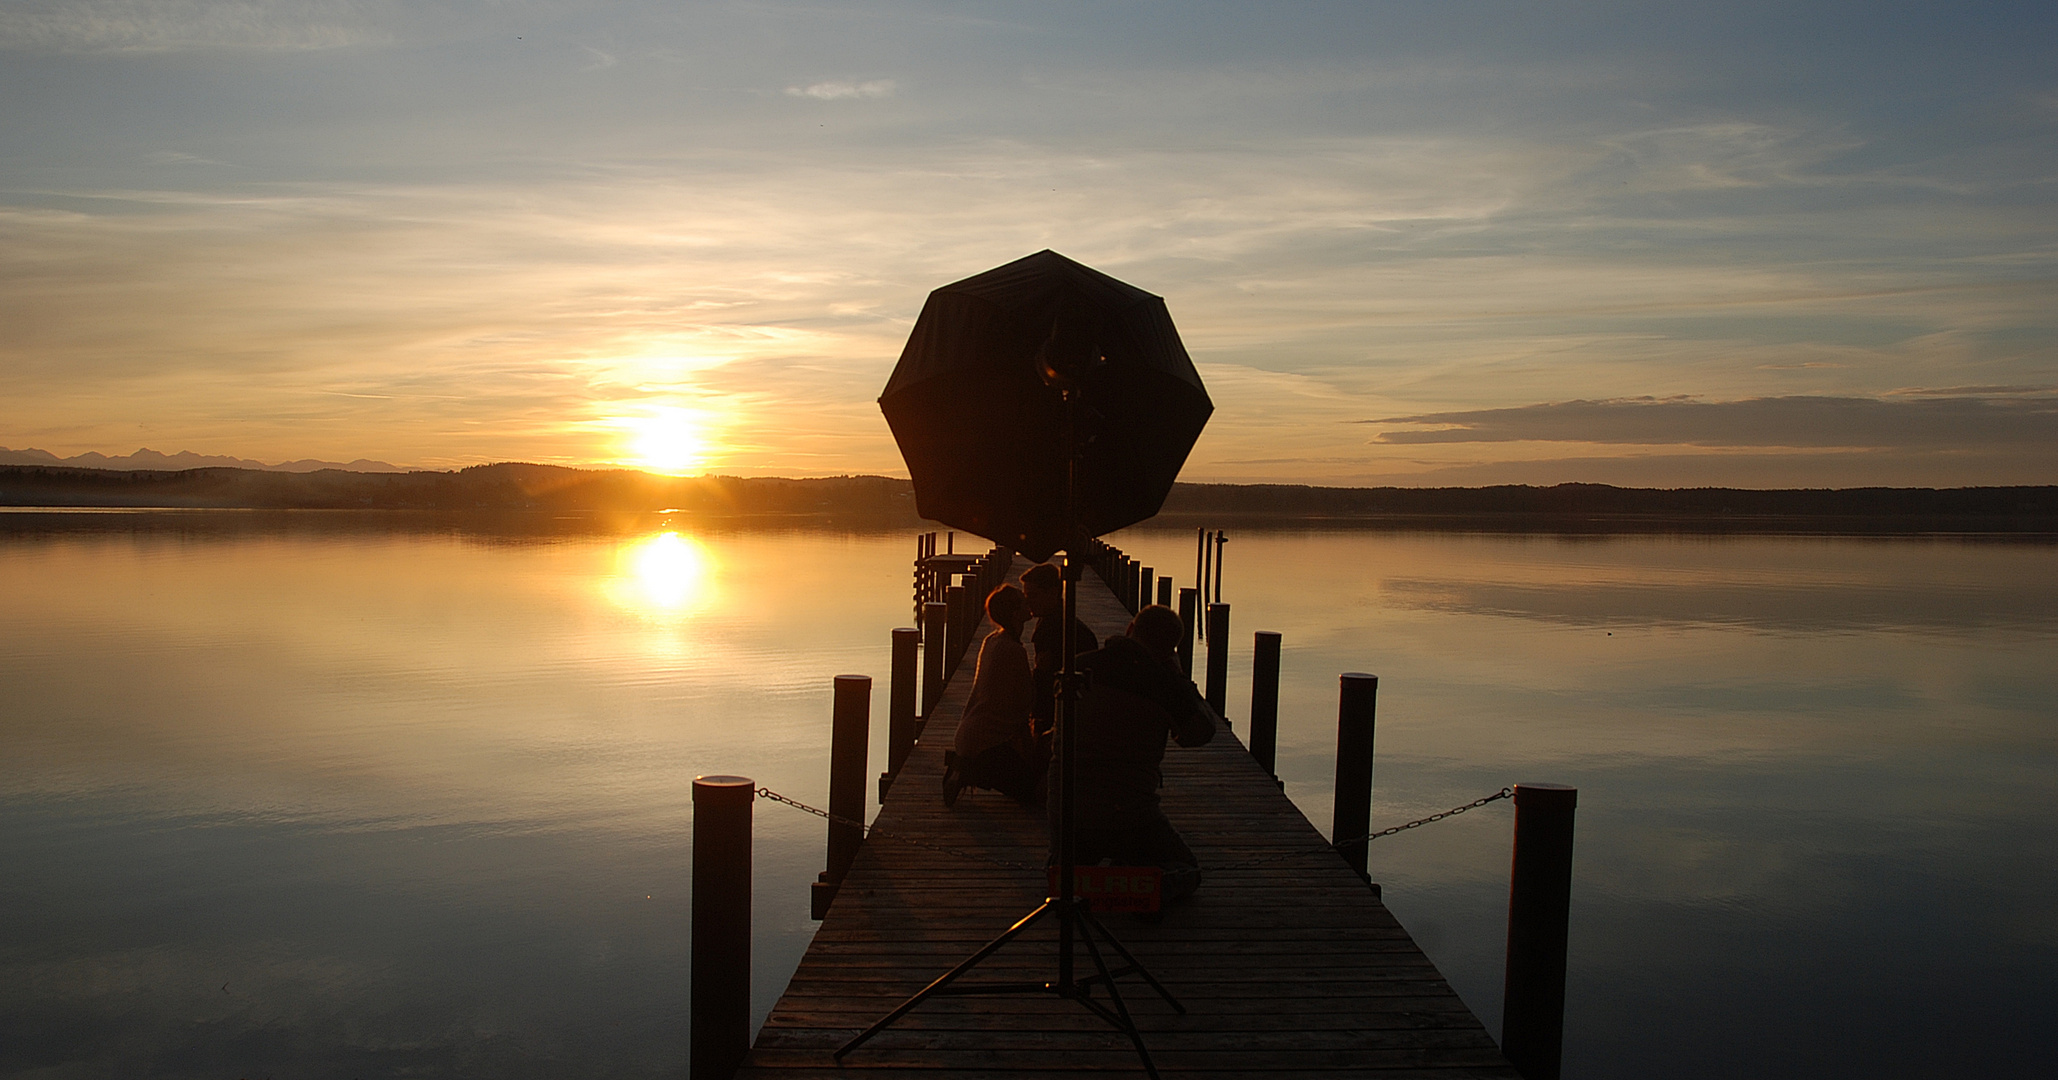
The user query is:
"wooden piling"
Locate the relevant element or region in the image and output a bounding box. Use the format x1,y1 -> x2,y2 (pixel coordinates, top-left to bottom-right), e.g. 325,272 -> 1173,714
943,583 -> 967,677
920,601 -> 946,718
691,774 -> 753,1080
1140,565 -> 1153,612
1250,630 -> 1282,777
882,627 -> 919,798
1201,530 -> 1218,604
1204,602 -> 1230,714
1332,672 -> 1377,883
1156,575 -> 1172,607
1177,586 -> 1198,679
1502,783 -> 1578,1080
812,675 -> 870,919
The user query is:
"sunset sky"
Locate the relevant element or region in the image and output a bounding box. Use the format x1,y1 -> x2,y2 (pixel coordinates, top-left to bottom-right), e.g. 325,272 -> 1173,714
2,1 -> 2052,486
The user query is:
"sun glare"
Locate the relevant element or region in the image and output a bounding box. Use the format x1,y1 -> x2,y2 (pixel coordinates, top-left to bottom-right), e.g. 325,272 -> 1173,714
624,409 -> 710,474
616,531 -> 713,613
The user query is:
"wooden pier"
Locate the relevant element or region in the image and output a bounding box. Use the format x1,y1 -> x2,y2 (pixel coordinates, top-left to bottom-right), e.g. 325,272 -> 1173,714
736,558 -> 1519,1078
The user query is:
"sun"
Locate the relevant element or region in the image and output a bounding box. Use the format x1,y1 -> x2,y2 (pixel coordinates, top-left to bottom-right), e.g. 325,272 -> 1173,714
623,408 -> 708,474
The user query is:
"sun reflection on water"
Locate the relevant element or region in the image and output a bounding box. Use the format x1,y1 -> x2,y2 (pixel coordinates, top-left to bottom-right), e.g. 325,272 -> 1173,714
611,531 -> 716,615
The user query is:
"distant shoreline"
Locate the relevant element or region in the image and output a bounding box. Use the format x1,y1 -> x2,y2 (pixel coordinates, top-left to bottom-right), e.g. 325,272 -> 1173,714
2,462 -> 2052,535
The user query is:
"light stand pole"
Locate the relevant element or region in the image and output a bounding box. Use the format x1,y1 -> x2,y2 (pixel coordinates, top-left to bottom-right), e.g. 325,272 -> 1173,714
835,386 -> 1183,1078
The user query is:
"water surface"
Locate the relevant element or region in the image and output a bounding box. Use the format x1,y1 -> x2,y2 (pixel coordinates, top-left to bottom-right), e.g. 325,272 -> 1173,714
3,513 -> 2052,1078
1110,526 -> 2057,1079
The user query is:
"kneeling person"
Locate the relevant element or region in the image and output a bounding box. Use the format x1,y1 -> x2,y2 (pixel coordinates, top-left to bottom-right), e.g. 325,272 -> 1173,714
1054,605 -> 1220,905
945,585 -> 1047,806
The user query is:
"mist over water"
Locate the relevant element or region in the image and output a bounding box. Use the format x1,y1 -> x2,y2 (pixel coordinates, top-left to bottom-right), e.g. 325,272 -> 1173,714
3,513 -> 2052,1078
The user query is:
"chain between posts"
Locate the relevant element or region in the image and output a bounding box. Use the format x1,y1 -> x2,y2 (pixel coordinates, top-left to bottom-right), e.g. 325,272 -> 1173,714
754,787 -> 1038,872
752,785 -> 1512,876
1211,787 -> 1515,871
1345,786 -> 1513,847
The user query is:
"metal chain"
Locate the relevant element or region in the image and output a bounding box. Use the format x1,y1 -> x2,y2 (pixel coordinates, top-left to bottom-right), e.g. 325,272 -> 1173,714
755,786 -> 869,833
1339,787 -> 1514,848
754,787 -> 1038,872
1210,787 -> 1514,872
753,785 -> 1510,876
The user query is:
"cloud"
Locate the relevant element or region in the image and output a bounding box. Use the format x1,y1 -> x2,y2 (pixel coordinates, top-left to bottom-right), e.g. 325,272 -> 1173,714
1889,385 -> 2058,397
1365,394 -> 2058,451
144,151 -> 230,167
785,79 -> 895,101
1339,449 -> 2058,490
0,0 -> 385,53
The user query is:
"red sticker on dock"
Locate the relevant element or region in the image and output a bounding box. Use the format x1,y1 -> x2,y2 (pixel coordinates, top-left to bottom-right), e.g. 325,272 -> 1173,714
1047,865 -> 1164,913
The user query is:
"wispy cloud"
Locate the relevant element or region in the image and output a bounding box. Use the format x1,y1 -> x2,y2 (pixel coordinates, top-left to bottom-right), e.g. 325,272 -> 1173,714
785,79 -> 895,100
143,150 -> 230,167
1364,394 -> 2058,450
0,0 -> 384,53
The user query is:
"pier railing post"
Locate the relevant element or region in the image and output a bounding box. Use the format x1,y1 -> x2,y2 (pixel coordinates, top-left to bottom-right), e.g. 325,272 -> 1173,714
1332,673 -> 1377,882
691,775 -> 752,1080
1502,783 -> 1577,1080
1204,603 -> 1230,715
921,601 -> 946,718
1201,530 -> 1218,604
944,583 -> 967,676
1157,576 -> 1172,607
883,627 -> 919,799
813,675 -> 870,919
1250,631 -> 1282,777
1177,587 -> 1198,679
1140,566 -> 1153,611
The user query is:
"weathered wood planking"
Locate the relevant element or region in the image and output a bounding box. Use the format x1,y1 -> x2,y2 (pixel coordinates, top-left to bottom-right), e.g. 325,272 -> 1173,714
736,560 -> 1516,1077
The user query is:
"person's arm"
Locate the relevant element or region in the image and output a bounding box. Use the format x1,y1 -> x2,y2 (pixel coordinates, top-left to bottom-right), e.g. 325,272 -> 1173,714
1072,618 -> 1099,657
1027,619 -> 1058,723
1147,655 -> 1217,747
1169,688 -> 1220,747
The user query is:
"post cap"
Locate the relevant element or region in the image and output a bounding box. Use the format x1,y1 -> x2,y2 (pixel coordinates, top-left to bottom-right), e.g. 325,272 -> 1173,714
1340,671 -> 1378,685
1513,782 -> 1578,809
692,775 -> 755,805
834,674 -> 872,687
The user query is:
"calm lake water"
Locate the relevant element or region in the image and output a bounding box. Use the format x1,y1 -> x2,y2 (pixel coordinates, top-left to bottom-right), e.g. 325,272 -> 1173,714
2,512 -> 2052,1079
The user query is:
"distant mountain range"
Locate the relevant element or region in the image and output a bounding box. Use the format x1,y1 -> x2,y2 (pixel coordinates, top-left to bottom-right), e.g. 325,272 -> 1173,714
0,447 -> 402,473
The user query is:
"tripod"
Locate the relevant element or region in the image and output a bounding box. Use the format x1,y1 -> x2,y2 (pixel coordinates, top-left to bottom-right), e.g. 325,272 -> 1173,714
835,389 -> 1185,1077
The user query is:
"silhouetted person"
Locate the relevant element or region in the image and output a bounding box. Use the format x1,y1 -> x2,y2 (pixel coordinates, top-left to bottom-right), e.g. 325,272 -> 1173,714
944,585 -> 1046,806
1020,562 -> 1097,737
1053,604 -> 1219,906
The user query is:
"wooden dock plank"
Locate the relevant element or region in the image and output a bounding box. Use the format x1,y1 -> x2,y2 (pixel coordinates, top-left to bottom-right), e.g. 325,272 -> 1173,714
736,558 -> 1516,1077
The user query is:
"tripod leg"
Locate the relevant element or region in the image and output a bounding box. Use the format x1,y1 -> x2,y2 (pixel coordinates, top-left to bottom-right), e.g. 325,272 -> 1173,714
1079,905 -> 1187,1014
1069,903 -> 1162,1080
834,900 -> 1055,1059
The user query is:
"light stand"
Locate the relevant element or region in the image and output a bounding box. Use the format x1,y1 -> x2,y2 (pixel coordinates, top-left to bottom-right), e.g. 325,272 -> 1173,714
835,386 -> 1184,1077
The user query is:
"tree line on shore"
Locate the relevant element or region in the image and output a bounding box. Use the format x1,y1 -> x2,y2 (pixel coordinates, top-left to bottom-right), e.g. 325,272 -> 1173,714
1,462 -> 2052,531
